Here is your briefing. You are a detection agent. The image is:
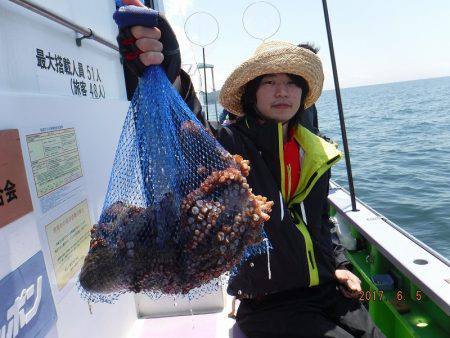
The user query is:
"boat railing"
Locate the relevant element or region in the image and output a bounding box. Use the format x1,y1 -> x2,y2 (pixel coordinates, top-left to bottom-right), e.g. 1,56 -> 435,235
8,0 -> 119,51
339,185 -> 448,266
328,180 -> 450,316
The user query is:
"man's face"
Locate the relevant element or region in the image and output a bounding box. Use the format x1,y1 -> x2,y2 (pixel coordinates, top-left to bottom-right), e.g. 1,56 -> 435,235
255,73 -> 302,123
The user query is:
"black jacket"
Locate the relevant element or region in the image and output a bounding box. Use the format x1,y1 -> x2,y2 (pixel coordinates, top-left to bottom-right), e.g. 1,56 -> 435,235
217,116 -> 346,298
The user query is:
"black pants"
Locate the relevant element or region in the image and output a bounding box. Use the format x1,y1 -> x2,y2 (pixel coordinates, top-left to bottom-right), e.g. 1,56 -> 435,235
236,282 -> 385,338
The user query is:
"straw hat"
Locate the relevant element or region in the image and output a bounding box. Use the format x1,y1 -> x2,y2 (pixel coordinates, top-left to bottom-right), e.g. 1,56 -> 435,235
219,40 -> 324,117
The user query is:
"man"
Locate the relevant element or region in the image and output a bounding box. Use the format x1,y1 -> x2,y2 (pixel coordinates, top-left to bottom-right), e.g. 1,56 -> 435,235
116,1 -> 384,337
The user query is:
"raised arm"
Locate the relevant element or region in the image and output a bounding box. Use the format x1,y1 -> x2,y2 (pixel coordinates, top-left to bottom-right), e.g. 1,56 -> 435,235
116,0 -> 214,132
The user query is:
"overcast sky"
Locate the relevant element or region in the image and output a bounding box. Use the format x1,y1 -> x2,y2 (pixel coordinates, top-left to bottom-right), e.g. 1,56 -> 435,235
159,0 -> 450,91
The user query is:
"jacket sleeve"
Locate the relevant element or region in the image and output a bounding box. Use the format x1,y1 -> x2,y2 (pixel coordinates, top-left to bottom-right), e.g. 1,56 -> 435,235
175,69 -> 219,137
216,125 -> 241,155
322,173 -> 352,270
329,218 -> 352,270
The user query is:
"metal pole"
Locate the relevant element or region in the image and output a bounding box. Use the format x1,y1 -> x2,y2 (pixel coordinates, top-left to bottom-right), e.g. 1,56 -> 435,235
8,0 -> 119,51
211,66 -> 219,122
202,47 -> 209,120
322,0 -> 357,211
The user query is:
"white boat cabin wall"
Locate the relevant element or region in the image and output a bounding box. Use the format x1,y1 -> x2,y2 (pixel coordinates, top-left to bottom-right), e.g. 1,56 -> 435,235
0,0 -> 211,337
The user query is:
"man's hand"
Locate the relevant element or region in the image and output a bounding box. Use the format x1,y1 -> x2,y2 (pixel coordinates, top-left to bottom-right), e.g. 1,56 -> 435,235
120,0 -> 163,67
130,26 -> 163,66
335,269 -> 361,299
118,0 -> 180,81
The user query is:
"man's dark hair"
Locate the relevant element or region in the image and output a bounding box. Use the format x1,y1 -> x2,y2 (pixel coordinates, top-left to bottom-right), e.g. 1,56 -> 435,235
297,42 -> 320,54
240,73 -> 309,131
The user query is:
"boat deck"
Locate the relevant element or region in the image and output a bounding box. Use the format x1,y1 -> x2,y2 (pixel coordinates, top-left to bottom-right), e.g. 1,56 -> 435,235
129,295 -> 244,338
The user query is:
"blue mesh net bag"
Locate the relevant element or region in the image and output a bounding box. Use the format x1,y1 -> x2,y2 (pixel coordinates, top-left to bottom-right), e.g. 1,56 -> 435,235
78,5 -> 273,302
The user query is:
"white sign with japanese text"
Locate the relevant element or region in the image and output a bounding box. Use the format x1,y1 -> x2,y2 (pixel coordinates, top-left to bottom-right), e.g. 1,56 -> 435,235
35,48 -> 107,100
24,126 -> 85,215
20,124 -> 94,302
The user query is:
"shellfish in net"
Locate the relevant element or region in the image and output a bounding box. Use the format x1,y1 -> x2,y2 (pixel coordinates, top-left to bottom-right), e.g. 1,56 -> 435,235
79,155 -> 273,297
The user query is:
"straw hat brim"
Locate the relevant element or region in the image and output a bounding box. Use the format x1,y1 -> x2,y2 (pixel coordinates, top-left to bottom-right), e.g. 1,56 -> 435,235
219,43 -> 324,117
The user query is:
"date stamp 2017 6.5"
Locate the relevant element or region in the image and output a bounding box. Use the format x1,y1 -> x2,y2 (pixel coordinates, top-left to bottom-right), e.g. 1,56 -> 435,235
358,290 -> 424,302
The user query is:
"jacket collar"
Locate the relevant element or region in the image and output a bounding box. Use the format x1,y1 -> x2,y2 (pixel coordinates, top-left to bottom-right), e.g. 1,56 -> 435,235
235,115 -> 340,163
294,125 -> 341,166
232,115 -> 342,202
291,125 -> 342,203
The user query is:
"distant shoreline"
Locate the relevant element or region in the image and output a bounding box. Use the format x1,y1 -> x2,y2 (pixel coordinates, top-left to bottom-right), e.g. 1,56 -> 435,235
322,75 -> 450,92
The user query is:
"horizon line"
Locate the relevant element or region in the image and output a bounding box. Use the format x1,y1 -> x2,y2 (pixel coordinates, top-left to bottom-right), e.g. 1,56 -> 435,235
322,75 -> 450,91
203,75 -> 450,95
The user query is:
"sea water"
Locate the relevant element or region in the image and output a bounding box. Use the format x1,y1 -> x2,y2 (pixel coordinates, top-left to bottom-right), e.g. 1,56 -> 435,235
316,76 -> 450,259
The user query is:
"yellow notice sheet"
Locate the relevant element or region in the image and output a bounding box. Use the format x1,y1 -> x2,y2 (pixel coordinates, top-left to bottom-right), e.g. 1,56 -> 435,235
45,200 -> 91,290
26,128 -> 83,198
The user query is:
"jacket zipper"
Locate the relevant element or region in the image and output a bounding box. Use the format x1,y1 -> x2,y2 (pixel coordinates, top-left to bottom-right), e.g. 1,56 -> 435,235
294,217 -> 320,286
287,164 -> 292,200
278,123 -> 287,201
298,202 -> 319,286
304,218 -> 317,272
308,251 -> 316,270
